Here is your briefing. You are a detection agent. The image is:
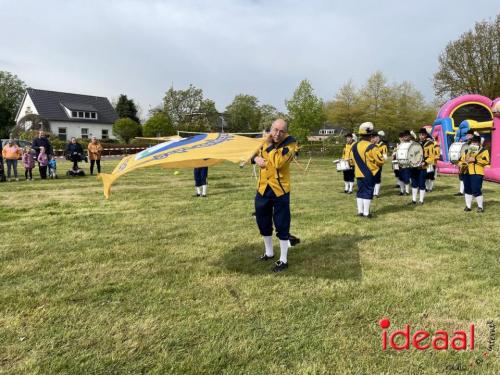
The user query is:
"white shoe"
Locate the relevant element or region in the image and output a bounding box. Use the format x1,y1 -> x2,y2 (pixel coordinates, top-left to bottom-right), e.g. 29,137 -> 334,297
15,178 -> 19,181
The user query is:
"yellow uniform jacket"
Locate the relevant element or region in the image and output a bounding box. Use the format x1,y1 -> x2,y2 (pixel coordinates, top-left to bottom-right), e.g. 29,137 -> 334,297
377,142 -> 388,159
458,147 -> 490,175
421,139 -> 435,169
350,139 -> 385,178
342,142 -> 354,166
433,142 -> 441,163
254,136 -> 298,196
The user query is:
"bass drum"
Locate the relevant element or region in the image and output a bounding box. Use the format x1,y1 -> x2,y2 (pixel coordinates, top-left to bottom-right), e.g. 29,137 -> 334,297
396,141 -> 423,168
336,159 -> 351,171
448,142 -> 469,164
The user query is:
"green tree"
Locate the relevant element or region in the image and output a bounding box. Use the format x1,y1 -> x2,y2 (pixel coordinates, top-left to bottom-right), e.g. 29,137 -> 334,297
112,118 -> 141,143
325,80 -> 364,131
115,94 -> 140,123
225,94 -> 262,132
433,15 -> 500,99
286,79 -> 326,142
359,71 -> 391,126
162,84 -> 217,131
0,71 -> 27,137
142,112 -> 174,137
259,104 -> 282,131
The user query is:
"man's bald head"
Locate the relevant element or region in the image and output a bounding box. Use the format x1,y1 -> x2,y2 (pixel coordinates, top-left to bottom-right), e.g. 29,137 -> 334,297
270,118 -> 288,143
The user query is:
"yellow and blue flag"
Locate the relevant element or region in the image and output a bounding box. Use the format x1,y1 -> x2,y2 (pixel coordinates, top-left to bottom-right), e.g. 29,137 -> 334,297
98,133 -> 264,198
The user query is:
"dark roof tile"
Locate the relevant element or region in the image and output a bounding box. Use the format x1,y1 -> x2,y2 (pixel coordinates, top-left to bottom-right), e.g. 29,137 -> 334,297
27,88 -> 118,124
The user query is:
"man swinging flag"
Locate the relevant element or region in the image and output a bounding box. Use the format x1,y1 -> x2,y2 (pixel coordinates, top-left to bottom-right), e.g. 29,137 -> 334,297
98,133 -> 264,198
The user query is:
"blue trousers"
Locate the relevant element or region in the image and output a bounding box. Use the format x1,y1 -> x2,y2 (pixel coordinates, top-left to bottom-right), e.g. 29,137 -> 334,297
399,168 -> 411,184
463,174 -> 483,197
343,169 -> 354,182
374,167 -> 382,184
356,177 -> 375,199
255,186 -> 291,240
411,168 -> 426,190
193,167 -> 208,186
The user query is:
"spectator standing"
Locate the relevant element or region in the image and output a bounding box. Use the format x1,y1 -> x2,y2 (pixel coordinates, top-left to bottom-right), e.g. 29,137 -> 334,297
87,136 -> 103,175
22,146 -> 35,180
2,139 -> 22,181
38,146 -> 49,179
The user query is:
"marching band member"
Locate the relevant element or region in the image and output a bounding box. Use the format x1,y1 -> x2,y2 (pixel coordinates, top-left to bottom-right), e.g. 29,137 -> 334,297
454,129 -> 474,196
424,129 -> 436,192
252,119 -> 298,272
193,167 -> 208,197
341,133 -> 355,194
392,133 -> 402,189
350,122 -> 385,218
430,137 -> 441,191
373,130 -> 388,197
410,128 -> 435,205
459,135 -> 490,212
398,130 -> 412,196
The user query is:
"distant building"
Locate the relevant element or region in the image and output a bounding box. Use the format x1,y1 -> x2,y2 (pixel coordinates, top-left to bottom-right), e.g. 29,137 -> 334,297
15,88 -> 118,141
308,123 -> 348,142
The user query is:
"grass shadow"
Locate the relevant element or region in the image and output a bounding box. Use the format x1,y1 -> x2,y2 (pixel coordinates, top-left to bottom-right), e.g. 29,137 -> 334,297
218,234 -> 367,280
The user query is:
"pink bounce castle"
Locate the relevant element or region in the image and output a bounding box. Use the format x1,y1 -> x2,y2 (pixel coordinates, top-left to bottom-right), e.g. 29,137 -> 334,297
431,94 -> 500,183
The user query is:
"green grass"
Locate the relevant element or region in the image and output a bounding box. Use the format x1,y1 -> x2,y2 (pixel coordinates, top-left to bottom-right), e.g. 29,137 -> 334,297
1,158 -> 499,374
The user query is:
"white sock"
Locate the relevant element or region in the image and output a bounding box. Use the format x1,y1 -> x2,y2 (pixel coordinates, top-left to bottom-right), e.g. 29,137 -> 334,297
279,240 -> 289,263
412,188 -> 418,202
429,180 -> 434,191
344,182 -> 349,191
356,198 -> 363,214
263,236 -> 274,257
399,180 -> 404,193
425,180 -> 430,190
405,184 -> 410,194
196,186 -> 201,195
460,181 -> 464,194
201,185 -> 207,196
363,199 -> 371,216
419,189 -> 425,203
374,184 -> 380,195
348,182 -> 354,192
476,195 -> 483,209
465,194 -> 472,208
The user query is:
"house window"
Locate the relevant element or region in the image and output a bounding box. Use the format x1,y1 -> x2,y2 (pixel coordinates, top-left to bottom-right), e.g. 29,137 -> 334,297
81,128 -> 89,139
91,112 -> 97,119
84,112 -> 90,118
72,111 -> 78,117
78,111 -> 83,118
102,129 -> 109,140
25,106 -> 32,115
58,128 -> 67,141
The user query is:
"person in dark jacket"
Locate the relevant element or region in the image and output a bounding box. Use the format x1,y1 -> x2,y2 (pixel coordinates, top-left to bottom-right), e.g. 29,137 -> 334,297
32,130 -> 53,159
65,137 -> 85,170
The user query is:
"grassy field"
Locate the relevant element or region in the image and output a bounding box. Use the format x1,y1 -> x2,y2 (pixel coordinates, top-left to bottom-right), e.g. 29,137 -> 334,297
1,158 -> 499,374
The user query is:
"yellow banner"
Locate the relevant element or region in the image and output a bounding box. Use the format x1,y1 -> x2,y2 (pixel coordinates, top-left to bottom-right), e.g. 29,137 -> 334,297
98,133 -> 264,198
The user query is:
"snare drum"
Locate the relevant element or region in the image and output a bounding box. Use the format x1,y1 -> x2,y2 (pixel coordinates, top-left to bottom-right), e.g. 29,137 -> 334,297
448,142 -> 469,164
396,141 -> 423,168
336,159 -> 351,171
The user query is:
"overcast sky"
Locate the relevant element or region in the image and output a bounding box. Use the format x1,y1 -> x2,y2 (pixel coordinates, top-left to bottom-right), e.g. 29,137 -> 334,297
0,0 -> 498,117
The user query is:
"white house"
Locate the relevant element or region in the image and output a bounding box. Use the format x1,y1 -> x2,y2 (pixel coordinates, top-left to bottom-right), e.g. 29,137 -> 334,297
15,88 -> 119,141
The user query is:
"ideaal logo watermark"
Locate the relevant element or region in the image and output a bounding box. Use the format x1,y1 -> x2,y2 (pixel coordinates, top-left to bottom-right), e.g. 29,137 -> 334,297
378,318 -> 496,371
379,318 -> 475,351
